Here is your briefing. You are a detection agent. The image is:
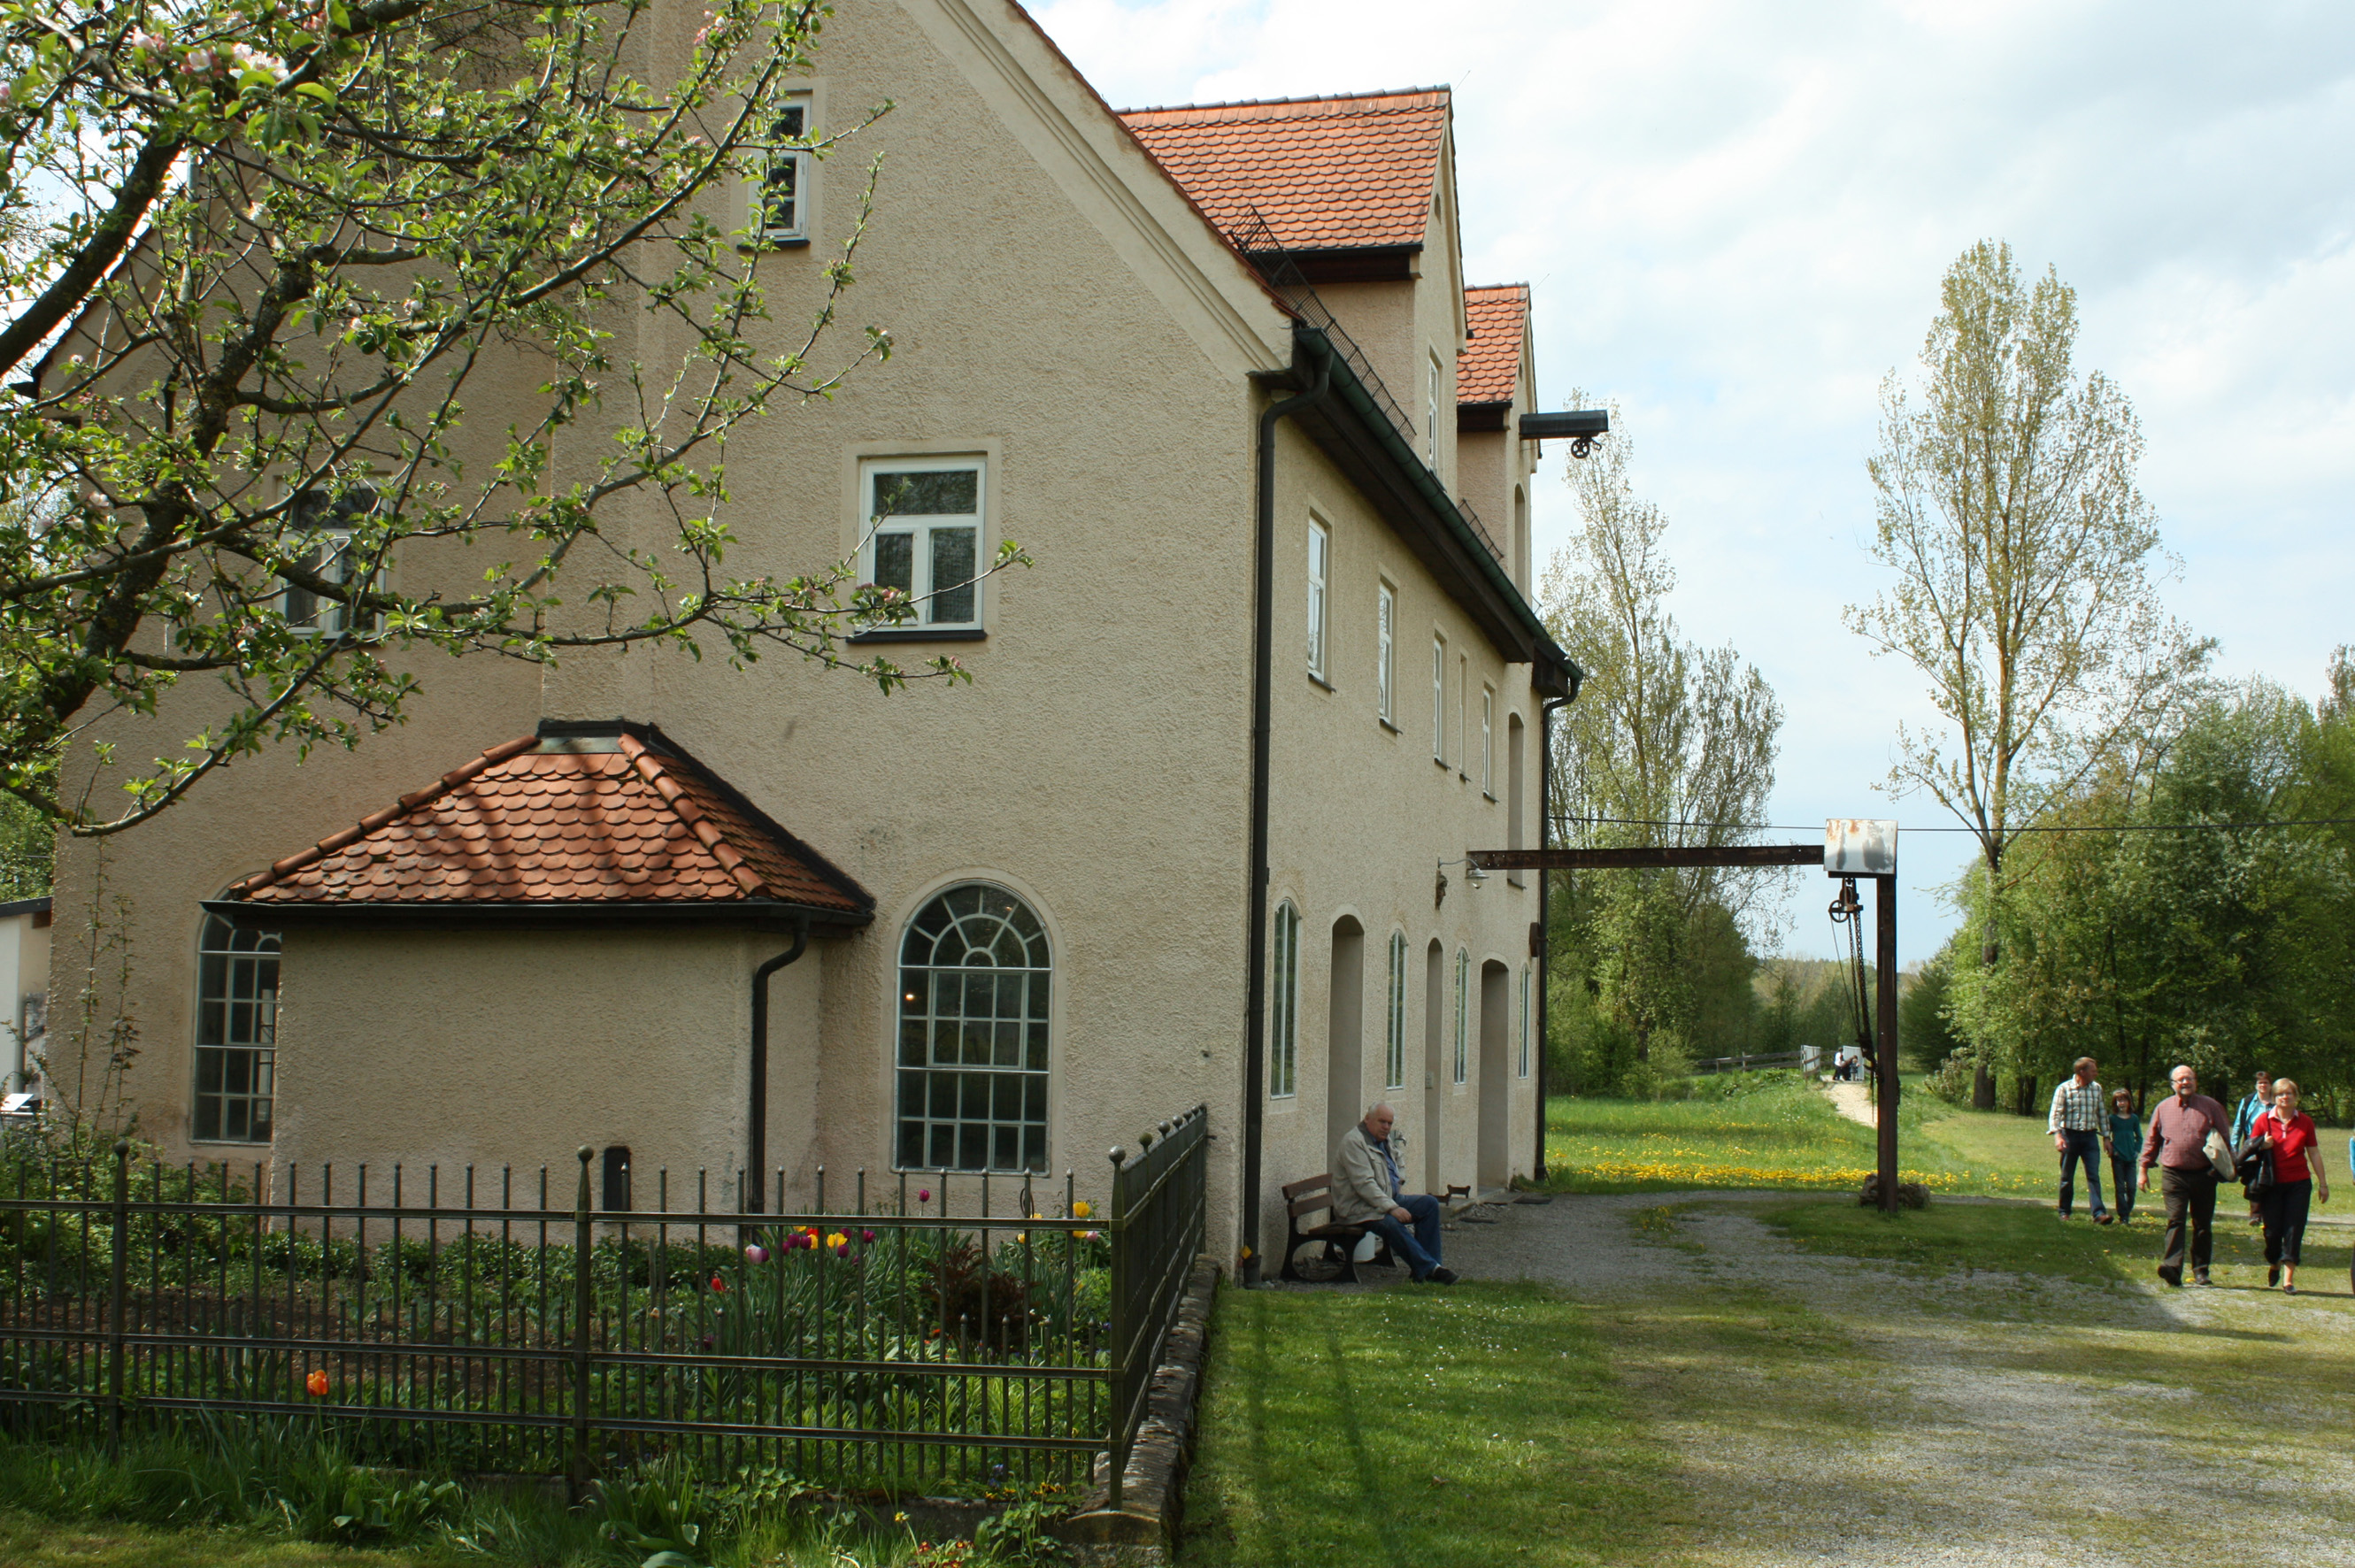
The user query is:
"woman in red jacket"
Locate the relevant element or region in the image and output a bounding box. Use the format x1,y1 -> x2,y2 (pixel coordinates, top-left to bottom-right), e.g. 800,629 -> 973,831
2249,1078 -> 2329,1292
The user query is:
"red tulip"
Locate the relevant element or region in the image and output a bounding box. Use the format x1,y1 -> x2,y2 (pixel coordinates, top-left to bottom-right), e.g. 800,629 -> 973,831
305,1369 -> 329,1397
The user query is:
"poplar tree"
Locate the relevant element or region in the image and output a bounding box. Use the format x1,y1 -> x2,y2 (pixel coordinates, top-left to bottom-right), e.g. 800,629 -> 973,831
1543,397 -> 1782,1079
1848,240 -> 2212,947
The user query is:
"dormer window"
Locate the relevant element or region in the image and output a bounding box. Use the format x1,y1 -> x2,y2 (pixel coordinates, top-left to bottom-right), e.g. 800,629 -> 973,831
1425,352 -> 1441,467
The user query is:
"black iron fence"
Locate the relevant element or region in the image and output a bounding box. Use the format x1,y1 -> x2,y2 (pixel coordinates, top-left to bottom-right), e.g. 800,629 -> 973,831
0,1105 -> 1209,1502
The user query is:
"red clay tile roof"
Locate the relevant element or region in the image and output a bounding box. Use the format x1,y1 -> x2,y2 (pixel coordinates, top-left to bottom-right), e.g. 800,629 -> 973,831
1117,88 -> 1449,252
224,730 -> 868,915
1458,284 -> 1529,407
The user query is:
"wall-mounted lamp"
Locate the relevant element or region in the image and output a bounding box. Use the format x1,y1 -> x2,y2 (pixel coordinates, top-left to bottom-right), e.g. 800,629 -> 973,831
1434,857 -> 1489,909
1519,409 -> 1610,459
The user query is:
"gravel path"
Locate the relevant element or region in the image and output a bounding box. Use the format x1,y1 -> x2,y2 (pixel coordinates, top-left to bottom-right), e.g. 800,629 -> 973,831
1438,1190 -> 2355,1567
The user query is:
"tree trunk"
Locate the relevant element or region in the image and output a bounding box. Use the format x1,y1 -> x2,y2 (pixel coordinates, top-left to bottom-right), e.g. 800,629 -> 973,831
2014,1074 -> 2038,1118
1972,1061 -> 1996,1110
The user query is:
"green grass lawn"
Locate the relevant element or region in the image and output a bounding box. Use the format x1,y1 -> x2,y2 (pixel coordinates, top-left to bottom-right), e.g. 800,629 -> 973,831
1180,1280 -> 1687,1568
1540,1073 -> 2059,1197
0,1514 -> 436,1568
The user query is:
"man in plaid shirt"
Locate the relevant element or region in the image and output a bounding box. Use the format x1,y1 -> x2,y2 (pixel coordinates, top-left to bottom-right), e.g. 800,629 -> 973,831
2050,1057 -> 2114,1223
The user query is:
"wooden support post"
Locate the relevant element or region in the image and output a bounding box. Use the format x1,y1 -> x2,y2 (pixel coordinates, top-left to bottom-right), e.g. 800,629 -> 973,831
1875,875 -> 1899,1212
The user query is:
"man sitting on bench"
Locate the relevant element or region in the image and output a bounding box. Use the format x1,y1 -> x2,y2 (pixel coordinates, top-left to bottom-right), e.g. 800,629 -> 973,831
1334,1103 -> 1459,1285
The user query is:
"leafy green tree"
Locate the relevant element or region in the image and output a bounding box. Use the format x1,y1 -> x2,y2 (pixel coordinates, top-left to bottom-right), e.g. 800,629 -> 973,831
1898,942 -> 1962,1073
1846,240 -> 2211,971
1541,396 -> 1782,1088
1946,680 -> 2355,1118
0,0 -> 1012,836
0,788 -> 50,899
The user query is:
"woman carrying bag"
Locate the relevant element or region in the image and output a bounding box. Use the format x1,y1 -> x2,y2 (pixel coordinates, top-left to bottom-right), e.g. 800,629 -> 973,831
2246,1078 -> 2328,1292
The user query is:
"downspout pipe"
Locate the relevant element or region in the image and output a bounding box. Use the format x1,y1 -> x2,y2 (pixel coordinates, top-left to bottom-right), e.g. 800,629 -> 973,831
1534,691 -> 1572,1182
748,916 -> 810,1214
1241,329 -> 1334,1285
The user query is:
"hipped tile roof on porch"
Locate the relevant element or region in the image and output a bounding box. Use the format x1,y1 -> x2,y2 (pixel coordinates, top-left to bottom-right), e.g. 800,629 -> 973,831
221,726 -> 868,918
1117,88 -> 1450,252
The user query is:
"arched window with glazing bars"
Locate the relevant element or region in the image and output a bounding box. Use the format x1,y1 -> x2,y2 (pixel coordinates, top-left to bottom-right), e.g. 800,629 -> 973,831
896,883 -> 1051,1172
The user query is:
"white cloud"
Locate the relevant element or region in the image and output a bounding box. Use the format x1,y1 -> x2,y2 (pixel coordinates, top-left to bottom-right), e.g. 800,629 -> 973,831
1030,0 -> 2355,958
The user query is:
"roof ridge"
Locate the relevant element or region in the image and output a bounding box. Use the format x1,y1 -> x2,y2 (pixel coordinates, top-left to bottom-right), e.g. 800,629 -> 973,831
634,724 -> 877,914
617,733 -> 768,899
1116,86 -> 1451,119
227,733 -> 540,897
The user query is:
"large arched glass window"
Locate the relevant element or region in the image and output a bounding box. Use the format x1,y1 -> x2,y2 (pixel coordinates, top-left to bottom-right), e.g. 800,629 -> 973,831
196,915 -> 280,1143
897,883 -> 1051,1172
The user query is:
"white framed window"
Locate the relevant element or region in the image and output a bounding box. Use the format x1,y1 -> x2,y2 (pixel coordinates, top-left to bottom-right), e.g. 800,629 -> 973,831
1375,583 -> 1396,724
1386,929 -> 1407,1089
896,882 -> 1050,1172
1431,635 -> 1446,762
1270,900 -> 1301,1098
280,480 -> 383,635
1518,961 -> 1532,1079
1305,519 -> 1329,680
758,94 -> 814,243
196,916 -> 278,1143
1425,350 -> 1441,467
1452,947 -> 1469,1085
863,457 -> 985,629
1481,687 -> 1495,796
1458,655 -> 1470,775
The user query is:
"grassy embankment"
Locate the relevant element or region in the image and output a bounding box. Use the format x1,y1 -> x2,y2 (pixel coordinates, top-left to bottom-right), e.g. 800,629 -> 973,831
1540,1072 -> 2076,1196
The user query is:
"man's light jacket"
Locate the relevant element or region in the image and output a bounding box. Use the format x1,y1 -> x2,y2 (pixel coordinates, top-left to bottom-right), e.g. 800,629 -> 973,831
1334,1124 -> 1400,1223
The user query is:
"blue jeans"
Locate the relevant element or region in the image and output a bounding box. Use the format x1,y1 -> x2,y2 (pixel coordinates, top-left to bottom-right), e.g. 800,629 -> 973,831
1364,1193 -> 1444,1280
2110,1155 -> 2137,1223
2058,1129 -> 2106,1217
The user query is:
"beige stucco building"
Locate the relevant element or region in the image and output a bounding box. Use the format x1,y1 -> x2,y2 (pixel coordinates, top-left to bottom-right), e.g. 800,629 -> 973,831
45,0 -> 1582,1275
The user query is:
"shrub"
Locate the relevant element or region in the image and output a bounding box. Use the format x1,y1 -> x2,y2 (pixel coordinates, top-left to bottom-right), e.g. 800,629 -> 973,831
1926,1053 -> 1977,1106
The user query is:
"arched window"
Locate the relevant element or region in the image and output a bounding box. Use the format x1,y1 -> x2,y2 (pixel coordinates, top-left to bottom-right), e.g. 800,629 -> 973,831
1452,947 -> 1470,1085
1268,901 -> 1301,1099
196,915 -> 280,1143
897,883 -> 1051,1172
1519,961 -> 1533,1079
1385,930 -> 1408,1089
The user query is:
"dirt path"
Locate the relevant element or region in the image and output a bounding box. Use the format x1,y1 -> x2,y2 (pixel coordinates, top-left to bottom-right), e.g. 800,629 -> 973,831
1824,1079 -> 1876,1126
1445,1191 -> 2355,1566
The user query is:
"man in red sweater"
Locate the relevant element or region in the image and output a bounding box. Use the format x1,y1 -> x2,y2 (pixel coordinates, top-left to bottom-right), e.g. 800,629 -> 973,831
2140,1064 -> 2231,1287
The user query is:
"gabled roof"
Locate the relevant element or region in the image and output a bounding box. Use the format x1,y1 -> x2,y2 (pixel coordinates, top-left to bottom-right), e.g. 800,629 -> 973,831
1458,284 -> 1529,408
1117,88 -> 1450,252
219,725 -> 869,920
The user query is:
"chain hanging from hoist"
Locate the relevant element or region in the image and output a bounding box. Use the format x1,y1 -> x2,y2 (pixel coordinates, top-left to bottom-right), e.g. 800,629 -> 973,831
1827,875 -> 1874,1072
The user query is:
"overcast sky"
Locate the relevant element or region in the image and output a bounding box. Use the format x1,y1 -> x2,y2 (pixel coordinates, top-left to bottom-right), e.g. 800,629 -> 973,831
1032,0 -> 2355,965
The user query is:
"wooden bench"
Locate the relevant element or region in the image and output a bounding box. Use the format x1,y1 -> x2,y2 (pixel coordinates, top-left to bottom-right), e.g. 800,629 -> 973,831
1278,1173 -> 1395,1283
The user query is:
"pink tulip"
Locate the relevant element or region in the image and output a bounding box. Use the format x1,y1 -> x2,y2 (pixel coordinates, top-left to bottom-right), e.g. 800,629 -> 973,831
743,1243 -> 769,1264
917,1188 -> 931,1203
